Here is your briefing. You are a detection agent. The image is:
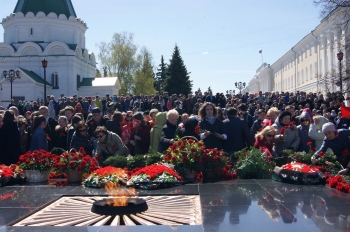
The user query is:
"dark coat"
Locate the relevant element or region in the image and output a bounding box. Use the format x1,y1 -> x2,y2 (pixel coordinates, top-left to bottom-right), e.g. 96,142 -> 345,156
53,127 -> 67,150
315,129 -> 350,159
223,116 -> 253,153
106,120 -> 122,138
297,125 -> 315,152
251,119 -> 263,137
87,117 -> 107,139
0,122 -> 21,165
30,127 -> 48,152
158,121 -> 178,153
70,131 -> 92,154
199,118 -> 227,150
134,122 -> 151,155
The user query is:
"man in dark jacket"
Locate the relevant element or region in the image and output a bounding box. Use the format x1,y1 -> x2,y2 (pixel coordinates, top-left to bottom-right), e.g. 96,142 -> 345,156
87,107 -> 107,143
223,107 -> 253,153
238,103 -> 254,129
250,109 -> 266,136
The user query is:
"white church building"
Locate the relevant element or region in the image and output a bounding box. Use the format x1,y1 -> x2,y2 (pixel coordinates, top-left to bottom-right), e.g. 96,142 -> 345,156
0,0 -> 120,104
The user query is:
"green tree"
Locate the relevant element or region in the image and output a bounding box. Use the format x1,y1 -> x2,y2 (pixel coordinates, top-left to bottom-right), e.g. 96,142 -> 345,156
95,69 -> 102,77
98,32 -> 138,94
197,87 -> 202,93
155,55 -> 167,93
102,66 -> 108,77
164,44 -> 192,95
207,86 -> 212,93
133,47 -> 156,95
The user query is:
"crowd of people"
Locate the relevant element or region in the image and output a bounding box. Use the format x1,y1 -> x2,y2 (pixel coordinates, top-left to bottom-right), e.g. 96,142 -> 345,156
0,90 -> 349,173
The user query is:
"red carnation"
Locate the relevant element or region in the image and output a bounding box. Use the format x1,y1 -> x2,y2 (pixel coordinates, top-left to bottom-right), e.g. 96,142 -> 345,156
280,128 -> 285,134
195,126 -> 201,135
90,122 -> 94,126
171,156 -> 177,162
79,147 -> 85,152
69,162 -> 75,167
77,165 -> 83,171
343,148 -> 349,157
307,142 -> 312,146
190,148 -> 196,153
318,151 -> 325,157
311,148 -> 317,153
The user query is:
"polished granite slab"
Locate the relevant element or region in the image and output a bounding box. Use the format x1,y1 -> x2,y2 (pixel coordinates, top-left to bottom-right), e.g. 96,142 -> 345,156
0,180 -> 349,231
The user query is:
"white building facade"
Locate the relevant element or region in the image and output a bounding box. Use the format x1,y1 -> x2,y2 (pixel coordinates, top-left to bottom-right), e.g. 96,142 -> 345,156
246,10 -> 349,99
0,0 -> 120,104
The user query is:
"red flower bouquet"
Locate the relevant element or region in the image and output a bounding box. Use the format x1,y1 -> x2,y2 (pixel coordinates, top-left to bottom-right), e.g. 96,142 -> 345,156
18,150 -> 57,172
83,166 -> 128,188
0,164 -> 25,186
52,148 -> 100,173
128,164 -> 183,189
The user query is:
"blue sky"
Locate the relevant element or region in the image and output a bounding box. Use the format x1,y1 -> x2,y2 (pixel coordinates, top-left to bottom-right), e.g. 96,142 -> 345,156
0,0 -> 322,94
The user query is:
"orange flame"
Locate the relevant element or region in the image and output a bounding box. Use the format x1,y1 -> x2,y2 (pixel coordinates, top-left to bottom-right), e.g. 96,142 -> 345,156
104,182 -> 137,207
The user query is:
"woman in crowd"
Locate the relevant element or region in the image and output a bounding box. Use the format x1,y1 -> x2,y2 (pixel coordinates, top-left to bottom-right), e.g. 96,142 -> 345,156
263,107 -> 279,127
0,111 -> 21,165
106,111 -> 123,137
216,107 -> 225,121
70,121 -> 92,153
30,115 -> 48,152
17,100 -> 24,116
158,109 -> 179,153
297,111 -> 315,152
312,122 -> 350,174
272,111 -> 300,156
18,118 -> 28,154
179,117 -> 200,140
67,115 -> 83,148
94,126 -> 128,163
53,116 -> 68,150
74,102 -> 84,118
150,112 -> 166,152
130,112 -> 151,155
198,102 -> 227,150
308,115 -> 330,150
254,126 -> 276,154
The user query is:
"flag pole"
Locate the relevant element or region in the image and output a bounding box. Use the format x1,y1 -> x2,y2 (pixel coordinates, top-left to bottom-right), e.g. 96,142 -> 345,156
259,48 -> 264,65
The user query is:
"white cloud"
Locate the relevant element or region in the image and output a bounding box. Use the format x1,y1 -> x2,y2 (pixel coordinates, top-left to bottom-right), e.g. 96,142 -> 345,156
202,52 -> 208,55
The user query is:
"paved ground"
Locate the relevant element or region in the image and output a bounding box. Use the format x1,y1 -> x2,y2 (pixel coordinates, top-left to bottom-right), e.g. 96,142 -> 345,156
0,179 -> 348,232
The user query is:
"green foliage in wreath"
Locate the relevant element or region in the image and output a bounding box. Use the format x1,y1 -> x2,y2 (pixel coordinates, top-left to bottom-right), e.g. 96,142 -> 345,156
103,156 -> 127,168
127,155 -> 146,170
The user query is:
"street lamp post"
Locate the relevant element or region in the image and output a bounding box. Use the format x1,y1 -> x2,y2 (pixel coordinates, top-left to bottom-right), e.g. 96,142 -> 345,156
2,69 -> 20,101
235,82 -> 246,94
41,59 -> 48,102
337,51 -> 343,94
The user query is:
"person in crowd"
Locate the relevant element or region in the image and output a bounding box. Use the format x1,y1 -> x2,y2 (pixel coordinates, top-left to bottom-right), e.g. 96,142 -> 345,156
150,112 -> 167,152
223,107 -> 253,153
67,115 -> 83,149
334,111 -> 350,129
129,112 -> 151,155
9,106 -> 19,117
179,117 -> 200,140
308,115 -> 333,150
30,115 -> 48,152
251,109 -> 266,136
48,100 -> 55,118
285,105 -> 300,126
89,99 -> 97,112
238,103 -> 254,129
297,112 -> 315,152
87,107 -> 107,144
198,102 -> 227,150
264,107 -> 279,127
149,109 -> 158,127
272,111 -> 300,156
312,122 -> 350,174
94,126 -> 129,163
70,121 -> 92,154
0,114 -> 3,128
53,116 -> 68,150
158,109 -> 180,153
39,106 -> 58,151
64,106 -> 75,124
179,113 -> 189,128
33,101 -> 40,111
74,102 -> 84,118
106,111 -> 123,137
17,100 -> 24,116
0,111 -> 21,165
82,97 -> 90,120
216,107 -> 225,121
18,119 -> 28,154
254,126 -> 276,154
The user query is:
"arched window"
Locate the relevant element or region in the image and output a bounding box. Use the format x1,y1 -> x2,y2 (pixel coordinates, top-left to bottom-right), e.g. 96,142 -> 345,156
52,73 -> 59,88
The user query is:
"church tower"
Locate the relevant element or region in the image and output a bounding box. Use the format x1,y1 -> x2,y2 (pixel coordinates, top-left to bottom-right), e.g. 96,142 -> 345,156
0,0 -> 98,103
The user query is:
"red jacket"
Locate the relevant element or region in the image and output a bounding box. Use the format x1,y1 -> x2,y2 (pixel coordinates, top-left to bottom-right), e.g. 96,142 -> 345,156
254,137 -> 273,153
